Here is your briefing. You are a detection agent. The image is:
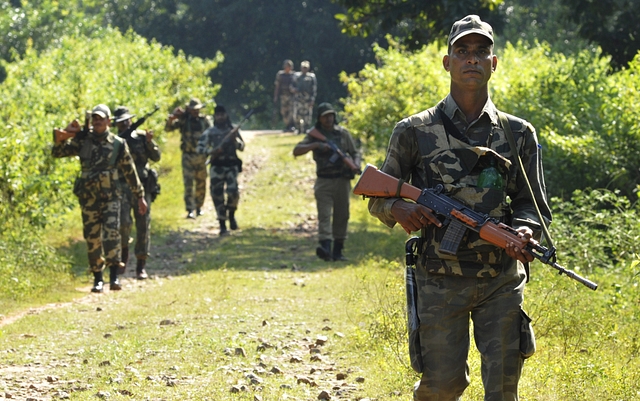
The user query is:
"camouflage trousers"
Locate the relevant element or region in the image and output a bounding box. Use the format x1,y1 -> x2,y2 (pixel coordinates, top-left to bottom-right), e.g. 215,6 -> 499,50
209,165 -> 240,220
314,177 -> 350,241
279,94 -> 294,128
182,152 -> 207,211
120,186 -> 152,260
293,93 -> 313,133
79,196 -> 121,273
413,259 -> 528,401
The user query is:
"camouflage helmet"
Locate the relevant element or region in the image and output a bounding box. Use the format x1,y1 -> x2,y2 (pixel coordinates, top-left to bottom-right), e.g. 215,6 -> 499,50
317,102 -> 336,119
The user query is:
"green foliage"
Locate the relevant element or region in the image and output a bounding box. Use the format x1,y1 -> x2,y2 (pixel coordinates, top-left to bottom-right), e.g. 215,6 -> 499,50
341,39 -> 640,200
0,28 -> 222,230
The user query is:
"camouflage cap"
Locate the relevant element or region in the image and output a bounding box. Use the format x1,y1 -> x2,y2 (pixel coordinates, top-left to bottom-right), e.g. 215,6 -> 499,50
448,15 -> 494,46
91,104 -> 111,119
317,102 -> 336,118
113,106 -> 136,123
187,98 -> 204,110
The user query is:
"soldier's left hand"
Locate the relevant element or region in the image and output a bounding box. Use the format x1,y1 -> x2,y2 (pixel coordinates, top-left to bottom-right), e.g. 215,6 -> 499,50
145,130 -> 154,142
505,226 -> 535,263
138,197 -> 148,215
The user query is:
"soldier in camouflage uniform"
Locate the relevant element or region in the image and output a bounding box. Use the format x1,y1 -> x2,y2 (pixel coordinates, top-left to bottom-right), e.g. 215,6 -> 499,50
114,106 -> 161,280
291,60 -> 317,134
273,59 -> 295,132
293,102 -> 361,261
368,16 -> 552,401
52,104 -> 148,293
197,105 -> 244,235
165,98 -> 212,219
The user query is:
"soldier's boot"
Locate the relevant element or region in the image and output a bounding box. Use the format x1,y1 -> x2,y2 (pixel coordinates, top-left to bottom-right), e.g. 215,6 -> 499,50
109,266 -> 122,291
229,210 -> 238,230
219,219 -> 229,236
332,240 -> 348,262
118,247 -> 129,275
196,208 -> 204,217
136,259 -> 148,280
91,271 -> 104,293
316,240 -> 332,261
186,210 -> 196,219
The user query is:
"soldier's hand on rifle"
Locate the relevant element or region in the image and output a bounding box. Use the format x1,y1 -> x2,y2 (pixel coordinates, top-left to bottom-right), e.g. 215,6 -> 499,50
145,130 -> 154,142
138,196 -> 148,216
391,201 -> 442,234
505,227 -> 535,263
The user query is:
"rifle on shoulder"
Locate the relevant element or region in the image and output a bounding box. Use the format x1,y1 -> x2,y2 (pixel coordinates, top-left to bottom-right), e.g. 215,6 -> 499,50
207,106 -> 263,158
120,105 -> 160,137
353,164 -> 598,291
53,110 -> 91,143
308,128 -> 361,174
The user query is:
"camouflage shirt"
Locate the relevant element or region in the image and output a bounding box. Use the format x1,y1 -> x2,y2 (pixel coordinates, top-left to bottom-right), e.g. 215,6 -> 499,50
197,124 -> 245,166
291,72 -> 317,102
297,124 -> 361,179
166,114 -> 212,153
118,129 -> 161,182
52,129 -> 145,200
369,95 -> 552,277
274,70 -> 295,97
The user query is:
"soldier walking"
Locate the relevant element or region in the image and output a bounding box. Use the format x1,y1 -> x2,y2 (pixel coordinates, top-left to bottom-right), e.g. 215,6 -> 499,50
165,98 -> 212,219
291,60 -> 317,134
197,105 -> 245,235
273,59 -> 296,132
52,104 -> 148,292
113,106 -> 161,280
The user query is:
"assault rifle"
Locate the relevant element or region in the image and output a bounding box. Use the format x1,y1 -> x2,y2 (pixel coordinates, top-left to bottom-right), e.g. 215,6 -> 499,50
207,106 -> 263,158
353,164 -> 598,290
119,105 -> 160,137
53,111 -> 91,143
308,128 -> 361,174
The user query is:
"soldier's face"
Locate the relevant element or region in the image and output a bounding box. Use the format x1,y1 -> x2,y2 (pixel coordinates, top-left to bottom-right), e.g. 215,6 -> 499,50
214,112 -> 227,124
443,34 -> 497,90
189,108 -> 200,117
319,113 -> 335,130
91,114 -> 110,134
116,119 -> 132,133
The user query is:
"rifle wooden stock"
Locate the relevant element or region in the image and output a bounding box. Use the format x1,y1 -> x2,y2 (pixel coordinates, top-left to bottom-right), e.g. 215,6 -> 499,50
353,164 -> 598,290
53,119 -> 82,143
308,128 -> 361,173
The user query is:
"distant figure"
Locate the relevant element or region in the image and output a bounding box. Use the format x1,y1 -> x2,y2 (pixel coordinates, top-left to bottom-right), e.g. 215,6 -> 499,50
165,98 -> 212,219
197,105 -> 245,236
293,102 -> 361,261
113,106 -> 161,280
52,104 -> 148,293
273,59 -> 296,132
291,60 -> 317,134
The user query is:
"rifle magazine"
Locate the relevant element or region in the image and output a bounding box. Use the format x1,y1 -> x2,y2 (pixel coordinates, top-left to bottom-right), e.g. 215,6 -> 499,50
439,219 -> 467,255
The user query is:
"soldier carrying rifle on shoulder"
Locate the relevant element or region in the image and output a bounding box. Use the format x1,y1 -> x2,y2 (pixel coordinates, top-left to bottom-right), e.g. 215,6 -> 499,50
52,104 -> 148,293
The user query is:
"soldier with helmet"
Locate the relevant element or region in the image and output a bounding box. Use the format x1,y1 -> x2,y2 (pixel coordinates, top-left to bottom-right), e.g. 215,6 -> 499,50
197,105 -> 245,235
165,98 -> 212,219
291,60 -> 317,134
293,102 -> 361,261
113,106 -> 161,280
52,104 -> 148,293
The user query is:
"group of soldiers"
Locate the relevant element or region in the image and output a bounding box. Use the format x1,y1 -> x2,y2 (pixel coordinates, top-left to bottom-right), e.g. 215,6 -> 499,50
52,98 -> 244,293
273,59 -> 317,134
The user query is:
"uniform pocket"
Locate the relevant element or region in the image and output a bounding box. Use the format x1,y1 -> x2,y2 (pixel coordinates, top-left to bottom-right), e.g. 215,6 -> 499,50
519,309 -> 536,359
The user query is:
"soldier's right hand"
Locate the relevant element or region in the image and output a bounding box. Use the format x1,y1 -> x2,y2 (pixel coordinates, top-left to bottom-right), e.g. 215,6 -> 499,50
391,201 -> 441,234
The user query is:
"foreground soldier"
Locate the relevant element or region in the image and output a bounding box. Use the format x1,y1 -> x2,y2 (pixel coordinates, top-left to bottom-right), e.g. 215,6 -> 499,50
165,98 -> 212,219
291,60 -> 317,134
114,106 -> 161,280
52,104 -> 148,292
273,59 -> 296,132
197,105 -> 245,235
293,102 -> 361,261
368,15 -> 552,401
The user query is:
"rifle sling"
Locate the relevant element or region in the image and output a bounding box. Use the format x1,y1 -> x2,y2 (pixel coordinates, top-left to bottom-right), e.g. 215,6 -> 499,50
498,112 -> 555,250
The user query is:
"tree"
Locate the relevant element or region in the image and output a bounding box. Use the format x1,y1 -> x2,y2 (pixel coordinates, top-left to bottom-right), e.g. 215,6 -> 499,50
333,0 -> 505,50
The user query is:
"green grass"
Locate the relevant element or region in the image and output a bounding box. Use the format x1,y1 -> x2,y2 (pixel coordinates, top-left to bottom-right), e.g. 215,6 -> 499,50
1,132 -> 639,400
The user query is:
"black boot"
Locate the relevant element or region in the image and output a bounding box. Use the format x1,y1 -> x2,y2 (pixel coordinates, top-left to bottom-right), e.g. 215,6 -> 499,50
109,266 -> 122,291
136,259 -> 148,280
91,271 -> 104,293
333,240 -> 348,261
229,210 -> 238,230
219,219 -> 229,236
316,239 -> 332,261
119,247 -> 129,274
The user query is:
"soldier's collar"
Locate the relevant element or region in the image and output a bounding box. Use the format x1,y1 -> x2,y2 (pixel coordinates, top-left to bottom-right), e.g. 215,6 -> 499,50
442,94 -> 499,126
